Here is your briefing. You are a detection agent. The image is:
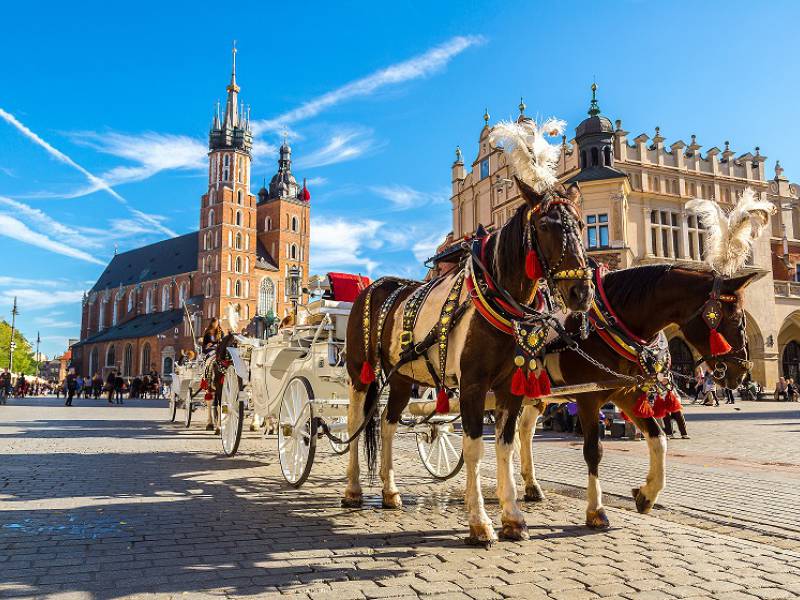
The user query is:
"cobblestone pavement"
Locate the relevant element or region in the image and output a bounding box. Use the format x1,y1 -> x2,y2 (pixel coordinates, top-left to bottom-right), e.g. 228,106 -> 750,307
1,397 -> 799,599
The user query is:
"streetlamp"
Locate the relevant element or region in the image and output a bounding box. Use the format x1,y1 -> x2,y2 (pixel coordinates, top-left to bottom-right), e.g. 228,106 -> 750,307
8,297 -> 18,372
285,265 -> 302,320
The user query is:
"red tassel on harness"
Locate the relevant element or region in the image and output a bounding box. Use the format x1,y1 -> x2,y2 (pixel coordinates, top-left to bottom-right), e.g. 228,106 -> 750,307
360,362 -> 375,385
204,392 -> 213,401
199,379 -> 209,390
525,249 -> 542,281
537,370 -> 552,396
652,394 -> 667,419
526,371 -> 541,398
664,389 -> 682,413
511,367 -> 527,396
633,392 -> 654,418
436,388 -> 450,413
709,328 -> 732,356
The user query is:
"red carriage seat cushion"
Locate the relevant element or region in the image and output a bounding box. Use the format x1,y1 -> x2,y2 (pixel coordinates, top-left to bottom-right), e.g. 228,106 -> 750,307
328,272 -> 370,302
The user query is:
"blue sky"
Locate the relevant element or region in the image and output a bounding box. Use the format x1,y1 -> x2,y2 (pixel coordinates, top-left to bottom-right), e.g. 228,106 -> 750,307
1,0 -> 799,358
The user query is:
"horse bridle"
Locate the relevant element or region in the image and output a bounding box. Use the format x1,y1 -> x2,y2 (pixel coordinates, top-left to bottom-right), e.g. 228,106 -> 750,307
526,193 -> 593,293
687,275 -> 751,379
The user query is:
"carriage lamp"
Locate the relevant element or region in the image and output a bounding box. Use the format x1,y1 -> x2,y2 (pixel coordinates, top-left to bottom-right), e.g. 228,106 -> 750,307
286,265 -> 302,317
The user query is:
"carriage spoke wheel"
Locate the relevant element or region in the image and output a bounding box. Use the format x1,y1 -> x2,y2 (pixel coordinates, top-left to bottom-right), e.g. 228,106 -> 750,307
219,365 -> 244,457
184,388 -> 193,428
327,416 -> 349,455
278,377 -> 316,487
416,422 -> 464,480
167,391 -> 178,423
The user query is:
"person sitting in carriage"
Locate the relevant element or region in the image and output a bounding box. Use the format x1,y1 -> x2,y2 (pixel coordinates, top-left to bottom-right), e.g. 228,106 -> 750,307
202,318 -> 223,358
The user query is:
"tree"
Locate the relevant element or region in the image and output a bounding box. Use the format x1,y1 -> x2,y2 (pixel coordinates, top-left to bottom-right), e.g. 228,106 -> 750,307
0,320 -> 36,375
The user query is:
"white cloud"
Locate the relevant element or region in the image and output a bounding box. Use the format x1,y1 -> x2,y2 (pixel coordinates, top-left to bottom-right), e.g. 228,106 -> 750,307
254,35 -> 485,131
304,176 -> 328,187
0,214 -> 105,265
310,217 -> 384,275
0,276 -> 62,288
0,288 -> 85,310
412,230 -> 450,263
295,127 -> 378,169
368,185 -> 449,211
0,108 -> 176,237
34,316 -> 80,329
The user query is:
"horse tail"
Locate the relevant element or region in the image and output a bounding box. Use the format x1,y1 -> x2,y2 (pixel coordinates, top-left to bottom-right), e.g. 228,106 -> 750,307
363,380 -> 380,481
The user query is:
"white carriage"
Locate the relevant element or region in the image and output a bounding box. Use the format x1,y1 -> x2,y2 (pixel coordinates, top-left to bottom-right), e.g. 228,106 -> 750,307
168,356 -> 206,428
216,278 -> 465,487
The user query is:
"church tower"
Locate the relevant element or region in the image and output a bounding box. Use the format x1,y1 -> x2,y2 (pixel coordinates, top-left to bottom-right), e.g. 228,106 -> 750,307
257,139 -> 311,317
198,44 -> 259,330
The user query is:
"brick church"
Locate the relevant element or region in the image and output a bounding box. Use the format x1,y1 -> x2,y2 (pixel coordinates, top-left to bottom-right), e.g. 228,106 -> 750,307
71,48 -> 310,380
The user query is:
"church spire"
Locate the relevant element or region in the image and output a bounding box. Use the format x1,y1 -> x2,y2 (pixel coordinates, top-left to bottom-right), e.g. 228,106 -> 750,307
224,41 -> 240,127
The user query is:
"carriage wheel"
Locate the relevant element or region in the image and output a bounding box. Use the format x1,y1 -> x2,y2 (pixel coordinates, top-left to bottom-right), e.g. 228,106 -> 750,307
327,416 -> 350,455
167,391 -> 178,423
219,366 -> 244,457
278,377 -> 317,487
416,421 -> 464,480
184,388 -> 193,428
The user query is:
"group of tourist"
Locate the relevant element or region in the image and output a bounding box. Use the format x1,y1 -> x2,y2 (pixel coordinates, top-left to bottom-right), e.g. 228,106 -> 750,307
58,370 -> 164,406
772,377 -> 800,402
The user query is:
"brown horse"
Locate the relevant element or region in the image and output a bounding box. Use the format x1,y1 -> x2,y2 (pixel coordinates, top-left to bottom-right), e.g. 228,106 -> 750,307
344,179 -> 594,546
519,264 -> 757,528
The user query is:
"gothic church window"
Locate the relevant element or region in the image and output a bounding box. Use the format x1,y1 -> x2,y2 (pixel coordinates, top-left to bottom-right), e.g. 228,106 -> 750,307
291,216 -> 299,232
236,210 -> 242,226
235,256 -> 242,273
223,155 -> 230,181
290,244 -> 298,260
161,286 -> 170,311
127,292 -> 134,312
235,232 -> 242,250
142,343 -> 151,373
123,344 -> 132,377
234,280 -> 242,298
258,279 -> 275,316
208,209 -> 215,228
265,217 -> 272,231
237,189 -> 243,204
106,345 -> 116,367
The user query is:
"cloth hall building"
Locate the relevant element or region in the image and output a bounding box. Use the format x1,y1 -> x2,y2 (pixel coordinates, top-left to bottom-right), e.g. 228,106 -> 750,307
446,87 -> 800,390
72,50 -> 311,379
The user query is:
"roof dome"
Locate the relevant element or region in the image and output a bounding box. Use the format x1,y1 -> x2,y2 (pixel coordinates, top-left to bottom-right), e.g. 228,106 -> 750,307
575,114 -> 614,137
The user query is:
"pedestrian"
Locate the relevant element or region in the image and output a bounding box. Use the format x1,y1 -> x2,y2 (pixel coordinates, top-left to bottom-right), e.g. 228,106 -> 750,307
662,409 -> 690,439
787,378 -> 798,402
93,373 -> 102,399
114,375 -> 124,404
692,369 -> 704,404
65,369 -> 77,406
106,371 -> 116,404
703,370 -> 718,406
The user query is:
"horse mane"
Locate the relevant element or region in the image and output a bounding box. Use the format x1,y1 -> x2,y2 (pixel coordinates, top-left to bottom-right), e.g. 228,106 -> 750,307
603,263 -> 712,311
490,203 -> 528,288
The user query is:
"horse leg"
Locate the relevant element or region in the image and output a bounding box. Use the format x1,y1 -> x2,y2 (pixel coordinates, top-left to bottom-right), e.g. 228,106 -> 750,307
615,395 -> 667,514
580,396 -> 610,529
492,393 -> 527,541
342,382 -> 366,507
461,381 -> 496,547
519,403 -> 545,502
205,399 -> 215,431
249,412 -> 262,432
380,379 -> 410,509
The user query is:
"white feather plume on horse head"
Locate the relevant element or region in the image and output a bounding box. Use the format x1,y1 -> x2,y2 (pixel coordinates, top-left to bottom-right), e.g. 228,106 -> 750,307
686,187 -> 775,277
227,303 -> 240,333
488,117 -> 566,193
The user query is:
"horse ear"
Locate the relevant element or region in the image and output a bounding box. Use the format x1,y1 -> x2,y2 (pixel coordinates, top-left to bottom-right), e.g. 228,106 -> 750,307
565,183 -> 581,205
514,176 -> 544,207
722,270 -> 765,293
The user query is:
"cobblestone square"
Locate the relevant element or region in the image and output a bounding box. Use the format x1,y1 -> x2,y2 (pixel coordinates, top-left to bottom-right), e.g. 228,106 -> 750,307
1,398 -> 799,599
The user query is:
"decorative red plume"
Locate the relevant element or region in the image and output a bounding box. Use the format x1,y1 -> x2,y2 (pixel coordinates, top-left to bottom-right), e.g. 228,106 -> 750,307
525,249 -> 542,280
204,392 -> 214,401
302,178 -> 311,201
633,392 -> 654,418
537,370 -> 552,396
652,394 -> 667,419
360,362 -> 375,385
664,389 -> 682,413
709,328 -> 732,356
511,367 -> 527,396
436,388 -> 450,413
526,371 -> 541,398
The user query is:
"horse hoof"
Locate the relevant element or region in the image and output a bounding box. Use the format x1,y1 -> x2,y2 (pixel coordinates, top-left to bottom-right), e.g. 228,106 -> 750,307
381,492 -> 403,509
499,521 -> 529,541
465,524 -> 497,548
524,484 -> 546,502
341,494 -> 363,508
586,508 -> 611,529
214,428 -> 220,435
249,423 -> 257,432
632,487 -> 654,514
205,424 -> 214,431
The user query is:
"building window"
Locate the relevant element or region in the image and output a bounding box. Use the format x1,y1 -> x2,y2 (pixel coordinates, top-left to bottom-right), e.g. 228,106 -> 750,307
106,344 -> 116,367
127,291 -> 134,312
258,278 -> 275,316
237,189 -> 243,204
226,278 -> 231,296
142,343 -> 151,374
591,147 -> 599,166
204,278 -> 212,298
265,216 -> 272,231
123,344 -> 133,377
112,301 -> 119,326
782,341 -> 800,381
586,213 -> 609,249
234,280 -> 242,298
179,283 -> 187,307
480,158 -> 489,180
89,348 -> 98,377
291,216 -> 299,232
223,155 -> 230,181
580,151 -> 587,169
235,232 -> 242,250
603,146 -> 611,166
290,244 -> 298,260
163,356 -> 173,376
651,210 -> 680,258
235,256 -> 242,273
207,209 -> 215,228
161,286 -> 170,311
687,214 -> 707,261
98,299 -> 106,329
145,288 -> 154,313
236,210 -> 242,226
